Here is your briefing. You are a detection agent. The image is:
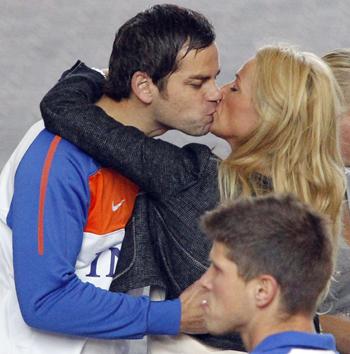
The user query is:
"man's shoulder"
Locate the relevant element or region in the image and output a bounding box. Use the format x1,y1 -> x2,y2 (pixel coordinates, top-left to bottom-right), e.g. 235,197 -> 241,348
16,124 -> 100,181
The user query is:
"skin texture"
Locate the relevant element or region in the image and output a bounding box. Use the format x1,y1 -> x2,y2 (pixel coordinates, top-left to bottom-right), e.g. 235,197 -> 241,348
210,58 -> 259,148
179,279 -> 209,334
152,43 -> 222,136
200,242 -> 254,336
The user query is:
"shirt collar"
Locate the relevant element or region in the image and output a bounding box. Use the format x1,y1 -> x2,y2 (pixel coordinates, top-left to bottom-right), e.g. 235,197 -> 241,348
251,331 -> 336,353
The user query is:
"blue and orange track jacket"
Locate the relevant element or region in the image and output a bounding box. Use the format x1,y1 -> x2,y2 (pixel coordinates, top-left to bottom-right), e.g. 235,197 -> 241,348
0,121 -> 180,354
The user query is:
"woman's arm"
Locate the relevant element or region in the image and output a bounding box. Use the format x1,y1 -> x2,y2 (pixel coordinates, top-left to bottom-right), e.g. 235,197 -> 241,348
40,62 -> 214,199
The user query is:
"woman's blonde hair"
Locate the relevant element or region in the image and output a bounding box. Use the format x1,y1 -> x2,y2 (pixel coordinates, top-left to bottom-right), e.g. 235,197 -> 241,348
323,49 -> 350,111
219,45 -> 345,238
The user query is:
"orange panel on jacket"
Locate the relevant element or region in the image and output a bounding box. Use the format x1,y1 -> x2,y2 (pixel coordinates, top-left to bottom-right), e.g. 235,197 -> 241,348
84,168 -> 139,234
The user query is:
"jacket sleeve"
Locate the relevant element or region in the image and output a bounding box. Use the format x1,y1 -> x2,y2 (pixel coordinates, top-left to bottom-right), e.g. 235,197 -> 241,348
8,133 -> 180,339
40,61 -> 214,199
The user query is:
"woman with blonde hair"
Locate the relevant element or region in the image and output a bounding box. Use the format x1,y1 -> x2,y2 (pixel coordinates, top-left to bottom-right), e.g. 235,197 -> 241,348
40,44 -> 345,351
217,46 -> 344,239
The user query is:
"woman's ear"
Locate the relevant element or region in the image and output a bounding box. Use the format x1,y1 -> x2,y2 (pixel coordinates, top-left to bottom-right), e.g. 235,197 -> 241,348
131,71 -> 155,104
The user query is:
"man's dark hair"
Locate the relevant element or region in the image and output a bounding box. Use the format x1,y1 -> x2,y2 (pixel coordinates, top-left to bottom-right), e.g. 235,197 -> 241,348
104,4 -> 215,101
201,193 -> 334,315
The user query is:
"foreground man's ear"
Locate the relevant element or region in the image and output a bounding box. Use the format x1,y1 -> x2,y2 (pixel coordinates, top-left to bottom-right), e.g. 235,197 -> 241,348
254,274 -> 279,308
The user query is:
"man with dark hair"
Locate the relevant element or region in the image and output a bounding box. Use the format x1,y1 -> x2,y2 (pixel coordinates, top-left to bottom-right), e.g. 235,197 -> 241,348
200,194 -> 338,353
100,3 -> 220,136
0,4 -> 234,354
104,4 -> 215,103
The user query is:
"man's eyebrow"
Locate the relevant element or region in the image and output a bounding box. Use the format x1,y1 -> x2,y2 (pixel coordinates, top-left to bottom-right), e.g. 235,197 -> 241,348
187,69 -> 221,81
186,75 -> 210,81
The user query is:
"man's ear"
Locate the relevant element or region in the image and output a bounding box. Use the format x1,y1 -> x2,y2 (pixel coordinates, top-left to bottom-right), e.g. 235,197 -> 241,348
131,71 -> 155,104
253,274 -> 279,308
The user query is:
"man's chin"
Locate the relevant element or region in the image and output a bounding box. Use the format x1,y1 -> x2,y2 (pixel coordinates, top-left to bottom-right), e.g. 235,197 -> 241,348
198,127 -> 211,136
205,318 -> 237,336
198,122 -> 213,136
208,124 -> 217,136
207,325 -> 231,336
181,127 -> 210,137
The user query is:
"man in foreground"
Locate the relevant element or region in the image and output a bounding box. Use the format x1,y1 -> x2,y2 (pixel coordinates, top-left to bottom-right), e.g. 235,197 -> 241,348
200,194 -> 338,353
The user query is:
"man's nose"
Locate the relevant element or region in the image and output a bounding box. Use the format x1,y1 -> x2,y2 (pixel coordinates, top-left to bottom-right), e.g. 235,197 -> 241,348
207,82 -> 222,102
200,268 -> 213,290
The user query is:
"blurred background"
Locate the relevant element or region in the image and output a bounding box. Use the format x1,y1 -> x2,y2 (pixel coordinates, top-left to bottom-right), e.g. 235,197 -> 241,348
1,0 -> 349,169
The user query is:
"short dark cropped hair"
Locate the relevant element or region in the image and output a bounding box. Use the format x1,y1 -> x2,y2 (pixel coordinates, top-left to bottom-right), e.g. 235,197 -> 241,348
201,193 -> 334,315
104,4 -> 215,101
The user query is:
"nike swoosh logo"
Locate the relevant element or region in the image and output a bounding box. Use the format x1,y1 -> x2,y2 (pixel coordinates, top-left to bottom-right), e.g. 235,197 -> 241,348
112,199 -> 125,212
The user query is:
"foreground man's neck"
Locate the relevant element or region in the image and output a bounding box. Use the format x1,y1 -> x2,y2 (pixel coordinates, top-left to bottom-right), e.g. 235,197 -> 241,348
95,95 -> 167,137
242,314 -> 315,352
